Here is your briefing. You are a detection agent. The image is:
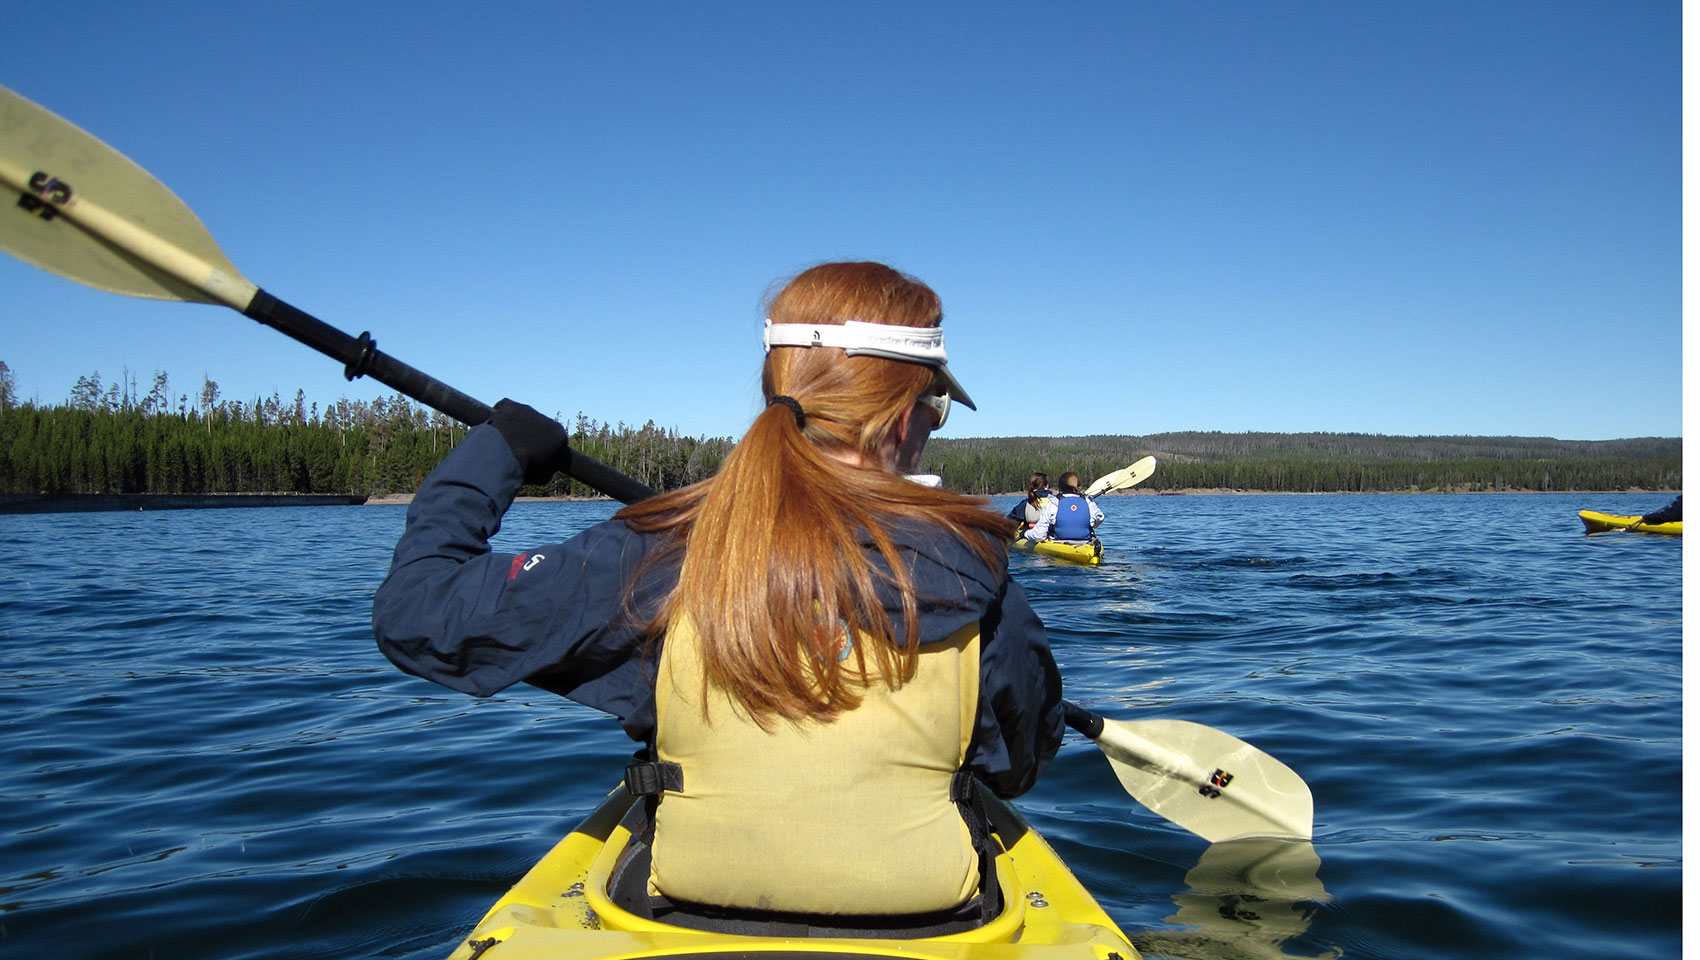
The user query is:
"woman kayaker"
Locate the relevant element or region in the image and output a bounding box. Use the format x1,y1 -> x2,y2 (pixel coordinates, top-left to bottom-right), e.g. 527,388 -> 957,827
373,261 -> 1064,920
1023,471 -> 1103,543
1006,471 -> 1053,535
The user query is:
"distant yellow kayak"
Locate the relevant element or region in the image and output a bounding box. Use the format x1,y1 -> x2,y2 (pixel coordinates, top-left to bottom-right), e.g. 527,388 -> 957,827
1578,510 -> 1682,536
1012,535 -> 1104,565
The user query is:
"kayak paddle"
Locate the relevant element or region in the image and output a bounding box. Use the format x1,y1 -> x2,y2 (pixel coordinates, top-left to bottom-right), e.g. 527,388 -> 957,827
2,84 -> 1312,845
1084,456 -> 1157,498
0,84 -> 655,504
1064,702 -> 1312,841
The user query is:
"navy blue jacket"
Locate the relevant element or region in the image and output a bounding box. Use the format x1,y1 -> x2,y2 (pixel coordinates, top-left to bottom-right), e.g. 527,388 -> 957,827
1642,496 -> 1682,525
372,425 -> 1064,799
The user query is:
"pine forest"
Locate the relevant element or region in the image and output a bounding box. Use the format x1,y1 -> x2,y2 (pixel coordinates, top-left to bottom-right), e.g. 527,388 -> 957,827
0,364 -> 1680,499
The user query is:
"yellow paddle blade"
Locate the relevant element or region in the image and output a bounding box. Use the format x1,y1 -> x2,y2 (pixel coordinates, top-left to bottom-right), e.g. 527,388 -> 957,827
1094,717 -> 1313,841
1085,456 -> 1157,498
1144,837 -> 1327,953
0,85 -> 255,307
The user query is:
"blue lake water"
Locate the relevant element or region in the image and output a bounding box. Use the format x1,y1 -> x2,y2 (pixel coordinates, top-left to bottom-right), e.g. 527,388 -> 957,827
0,492 -> 1681,959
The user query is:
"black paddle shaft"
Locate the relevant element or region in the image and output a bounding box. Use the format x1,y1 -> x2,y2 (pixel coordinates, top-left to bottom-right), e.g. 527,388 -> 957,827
243,289 -> 659,505
1062,702 -> 1105,740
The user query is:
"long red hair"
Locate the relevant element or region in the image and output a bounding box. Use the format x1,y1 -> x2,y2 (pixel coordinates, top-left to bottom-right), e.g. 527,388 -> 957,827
617,262 -> 1011,722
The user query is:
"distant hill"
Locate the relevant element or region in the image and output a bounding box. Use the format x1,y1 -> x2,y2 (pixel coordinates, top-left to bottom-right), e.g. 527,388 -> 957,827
921,432 -> 1681,494
934,432 -> 1678,462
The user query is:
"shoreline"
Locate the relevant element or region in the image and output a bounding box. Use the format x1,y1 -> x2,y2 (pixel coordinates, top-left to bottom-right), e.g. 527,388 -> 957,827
363,488 -> 1676,505
0,493 -> 370,514
363,493 -> 611,505
362,499 -> 608,506
1000,487 -> 1677,497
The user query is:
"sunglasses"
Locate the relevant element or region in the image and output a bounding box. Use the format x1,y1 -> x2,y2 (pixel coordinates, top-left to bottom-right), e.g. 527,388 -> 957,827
917,388 -> 950,429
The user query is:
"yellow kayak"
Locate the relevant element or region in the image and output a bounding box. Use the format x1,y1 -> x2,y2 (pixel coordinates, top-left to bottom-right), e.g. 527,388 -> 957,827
445,786 -> 1139,960
1012,535 -> 1103,565
1579,510 -> 1682,536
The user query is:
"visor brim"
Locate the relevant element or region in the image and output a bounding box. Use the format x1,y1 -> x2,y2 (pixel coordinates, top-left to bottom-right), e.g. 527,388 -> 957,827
934,364 -> 976,411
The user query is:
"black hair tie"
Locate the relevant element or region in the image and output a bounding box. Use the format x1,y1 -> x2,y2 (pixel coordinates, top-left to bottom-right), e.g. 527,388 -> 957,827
767,395 -> 807,428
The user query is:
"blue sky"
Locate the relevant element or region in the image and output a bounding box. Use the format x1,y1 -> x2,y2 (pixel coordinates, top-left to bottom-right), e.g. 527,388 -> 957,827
3,1 -> 1682,441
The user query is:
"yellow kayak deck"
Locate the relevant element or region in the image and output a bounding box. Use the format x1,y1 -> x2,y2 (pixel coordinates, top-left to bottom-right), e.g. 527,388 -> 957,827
1011,536 -> 1104,566
445,787 -> 1139,960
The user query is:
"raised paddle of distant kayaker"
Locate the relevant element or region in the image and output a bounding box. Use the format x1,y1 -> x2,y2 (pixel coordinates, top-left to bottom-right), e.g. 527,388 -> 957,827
372,261 -> 1063,919
1023,471 -> 1104,543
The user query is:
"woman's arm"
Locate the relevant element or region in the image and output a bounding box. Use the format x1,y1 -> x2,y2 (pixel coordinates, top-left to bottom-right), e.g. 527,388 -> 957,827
967,576 -> 1064,797
371,424 -> 653,699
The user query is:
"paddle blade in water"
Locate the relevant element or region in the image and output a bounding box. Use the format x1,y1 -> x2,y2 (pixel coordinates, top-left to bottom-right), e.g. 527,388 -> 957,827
0,85 -> 254,306
1094,717 -> 1312,841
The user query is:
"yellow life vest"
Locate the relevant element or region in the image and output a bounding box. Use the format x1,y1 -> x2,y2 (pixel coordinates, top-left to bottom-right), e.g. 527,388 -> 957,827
650,618 -> 981,915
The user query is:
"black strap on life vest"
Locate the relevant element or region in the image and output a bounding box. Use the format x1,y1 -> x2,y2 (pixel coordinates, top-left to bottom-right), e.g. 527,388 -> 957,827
624,760 -> 684,795
625,741 -> 684,797
626,743 -> 683,830
950,770 -> 1000,923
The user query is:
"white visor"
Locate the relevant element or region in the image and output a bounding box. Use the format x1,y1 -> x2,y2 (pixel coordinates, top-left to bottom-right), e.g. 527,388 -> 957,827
762,319 -> 976,410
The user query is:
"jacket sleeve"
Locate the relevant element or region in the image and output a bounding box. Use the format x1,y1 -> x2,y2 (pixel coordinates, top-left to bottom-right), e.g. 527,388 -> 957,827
967,575 -> 1064,798
371,424 -> 661,731
1642,496 -> 1681,525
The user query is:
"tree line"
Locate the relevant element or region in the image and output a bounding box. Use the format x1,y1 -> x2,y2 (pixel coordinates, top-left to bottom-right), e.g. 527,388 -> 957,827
0,364 -> 730,497
0,363 -> 1679,498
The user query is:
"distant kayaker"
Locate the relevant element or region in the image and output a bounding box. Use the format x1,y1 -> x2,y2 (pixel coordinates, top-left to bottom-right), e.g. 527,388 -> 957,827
1023,471 -> 1103,543
373,261 -> 1064,920
1006,471 -> 1053,533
